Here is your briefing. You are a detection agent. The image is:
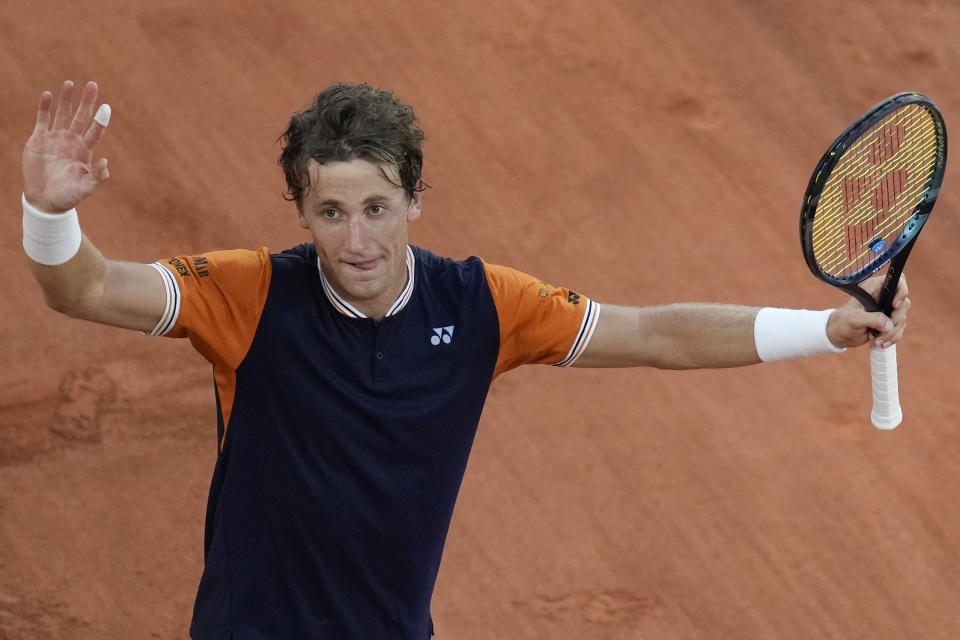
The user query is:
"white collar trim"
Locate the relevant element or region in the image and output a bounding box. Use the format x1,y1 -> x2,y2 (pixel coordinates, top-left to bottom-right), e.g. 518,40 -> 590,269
317,245 -> 415,319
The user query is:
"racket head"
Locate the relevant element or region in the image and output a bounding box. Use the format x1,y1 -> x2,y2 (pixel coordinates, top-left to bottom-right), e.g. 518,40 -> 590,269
800,93 -> 947,299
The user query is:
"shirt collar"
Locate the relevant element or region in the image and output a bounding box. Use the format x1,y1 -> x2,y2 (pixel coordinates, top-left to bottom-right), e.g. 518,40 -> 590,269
317,245 -> 416,319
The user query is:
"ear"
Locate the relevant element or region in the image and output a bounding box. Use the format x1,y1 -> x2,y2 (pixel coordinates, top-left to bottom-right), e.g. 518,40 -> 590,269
406,181 -> 423,222
297,208 -> 310,229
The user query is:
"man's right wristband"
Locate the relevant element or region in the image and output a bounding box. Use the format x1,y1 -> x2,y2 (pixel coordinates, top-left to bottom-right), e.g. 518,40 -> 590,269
753,307 -> 846,362
22,194 -> 82,266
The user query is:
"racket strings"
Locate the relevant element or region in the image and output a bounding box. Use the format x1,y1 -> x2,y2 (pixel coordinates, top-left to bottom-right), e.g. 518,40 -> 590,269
837,114 -> 931,237
811,104 -> 938,279
816,113 -> 930,255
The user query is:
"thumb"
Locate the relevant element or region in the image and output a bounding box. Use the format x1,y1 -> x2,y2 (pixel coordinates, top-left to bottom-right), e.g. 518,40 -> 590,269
95,157 -> 109,182
75,158 -> 109,202
858,310 -> 894,334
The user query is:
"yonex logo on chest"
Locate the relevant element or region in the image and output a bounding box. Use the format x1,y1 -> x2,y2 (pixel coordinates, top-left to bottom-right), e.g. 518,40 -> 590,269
430,326 -> 454,345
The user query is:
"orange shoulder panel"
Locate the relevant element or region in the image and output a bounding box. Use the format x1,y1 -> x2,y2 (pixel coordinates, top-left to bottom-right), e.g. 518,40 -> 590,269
160,247 -> 272,371
482,261 -> 593,378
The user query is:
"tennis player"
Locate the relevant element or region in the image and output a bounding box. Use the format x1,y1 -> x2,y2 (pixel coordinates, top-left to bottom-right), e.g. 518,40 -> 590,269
21,80 -> 909,640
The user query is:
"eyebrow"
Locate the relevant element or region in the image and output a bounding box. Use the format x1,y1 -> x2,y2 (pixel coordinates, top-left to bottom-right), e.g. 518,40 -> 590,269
317,194 -> 392,208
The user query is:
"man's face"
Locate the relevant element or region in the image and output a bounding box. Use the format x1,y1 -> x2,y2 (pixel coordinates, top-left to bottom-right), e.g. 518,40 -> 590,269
298,158 -> 421,319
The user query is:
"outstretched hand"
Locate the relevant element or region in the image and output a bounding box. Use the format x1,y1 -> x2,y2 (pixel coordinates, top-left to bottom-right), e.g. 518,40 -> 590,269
827,275 -> 910,349
22,80 -> 110,213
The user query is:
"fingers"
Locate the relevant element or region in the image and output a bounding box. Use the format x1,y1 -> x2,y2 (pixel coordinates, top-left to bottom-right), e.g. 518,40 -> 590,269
883,295 -> 911,344
82,103 -> 111,149
34,90 -> 53,133
36,79 -> 111,149
69,81 -> 99,136
891,286 -> 910,320
865,296 -> 910,348
856,273 -> 909,311
892,273 -> 909,307
51,80 -> 75,130
39,80 -> 106,142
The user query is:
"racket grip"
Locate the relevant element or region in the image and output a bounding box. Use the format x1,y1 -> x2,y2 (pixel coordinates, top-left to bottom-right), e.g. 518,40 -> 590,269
870,344 -> 902,430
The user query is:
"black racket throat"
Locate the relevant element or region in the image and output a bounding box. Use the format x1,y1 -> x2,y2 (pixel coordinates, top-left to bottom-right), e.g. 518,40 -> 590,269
840,237 -> 914,317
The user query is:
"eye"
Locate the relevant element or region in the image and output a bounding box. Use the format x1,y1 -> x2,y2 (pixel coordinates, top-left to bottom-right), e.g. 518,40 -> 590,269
321,208 -> 340,219
369,204 -> 386,216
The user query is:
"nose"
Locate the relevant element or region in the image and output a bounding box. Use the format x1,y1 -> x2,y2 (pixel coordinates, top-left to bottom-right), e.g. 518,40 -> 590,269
344,217 -> 367,252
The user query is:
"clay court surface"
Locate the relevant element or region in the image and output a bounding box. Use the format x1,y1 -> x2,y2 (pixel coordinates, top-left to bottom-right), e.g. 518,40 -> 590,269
2,1 -> 960,638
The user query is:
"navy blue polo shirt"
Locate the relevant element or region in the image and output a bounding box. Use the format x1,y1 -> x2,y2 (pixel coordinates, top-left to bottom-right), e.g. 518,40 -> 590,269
148,243 -> 599,639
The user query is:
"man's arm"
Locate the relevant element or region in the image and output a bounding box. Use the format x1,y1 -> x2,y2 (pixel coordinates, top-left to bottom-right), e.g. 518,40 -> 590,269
574,276 -> 911,369
23,80 -> 165,332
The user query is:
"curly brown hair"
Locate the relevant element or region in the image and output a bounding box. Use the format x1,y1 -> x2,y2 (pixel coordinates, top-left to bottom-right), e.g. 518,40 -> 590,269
278,83 -> 426,211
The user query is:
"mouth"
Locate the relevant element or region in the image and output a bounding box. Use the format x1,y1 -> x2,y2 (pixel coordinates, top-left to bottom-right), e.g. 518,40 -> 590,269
345,258 -> 380,271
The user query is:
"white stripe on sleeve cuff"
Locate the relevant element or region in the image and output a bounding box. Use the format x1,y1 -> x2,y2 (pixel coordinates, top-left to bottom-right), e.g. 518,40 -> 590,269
143,262 -> 181,336
554,300 -> 601,367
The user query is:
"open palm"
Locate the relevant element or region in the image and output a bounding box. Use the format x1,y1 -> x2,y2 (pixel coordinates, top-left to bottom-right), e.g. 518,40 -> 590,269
22,80 -> 109,213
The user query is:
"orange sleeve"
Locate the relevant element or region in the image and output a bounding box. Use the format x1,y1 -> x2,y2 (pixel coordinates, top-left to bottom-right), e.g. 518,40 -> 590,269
149,248 -> 273,372
483,261 -> 601,379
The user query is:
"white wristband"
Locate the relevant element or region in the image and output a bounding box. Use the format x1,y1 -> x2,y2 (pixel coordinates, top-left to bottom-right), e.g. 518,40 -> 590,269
754,307 -> 846,362
22,194 -> 82,265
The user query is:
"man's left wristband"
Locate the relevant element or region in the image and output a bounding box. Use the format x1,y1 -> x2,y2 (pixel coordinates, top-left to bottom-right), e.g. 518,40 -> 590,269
22,194 -> 82,265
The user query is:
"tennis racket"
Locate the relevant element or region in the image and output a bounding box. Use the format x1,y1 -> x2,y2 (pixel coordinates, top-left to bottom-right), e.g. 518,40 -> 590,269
800,92 -> 947,430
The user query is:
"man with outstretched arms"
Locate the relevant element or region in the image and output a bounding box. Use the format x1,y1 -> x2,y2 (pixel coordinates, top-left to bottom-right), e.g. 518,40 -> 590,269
22,80 -> 910,640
